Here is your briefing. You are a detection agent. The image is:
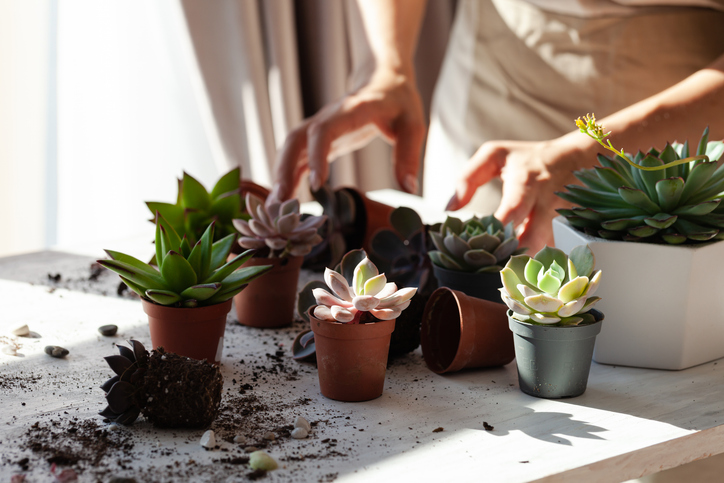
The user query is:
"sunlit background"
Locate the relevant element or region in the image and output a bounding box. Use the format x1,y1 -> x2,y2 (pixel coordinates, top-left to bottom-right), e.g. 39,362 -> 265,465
0,0 -> 453,258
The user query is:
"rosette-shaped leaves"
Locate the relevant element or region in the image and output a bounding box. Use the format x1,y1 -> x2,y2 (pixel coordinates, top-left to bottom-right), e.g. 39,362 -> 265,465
98,213 -> 272,307
429,215 -> 523,272
312,251 -> 417,324
557,128 -> 724,244
146,168 -> 249,245
99,340 -> 148,425
233,193 -> 326,258
499,245 -> 602,326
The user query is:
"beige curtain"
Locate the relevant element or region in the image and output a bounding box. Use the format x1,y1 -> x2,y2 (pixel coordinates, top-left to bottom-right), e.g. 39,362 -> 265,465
181,0 -> 455,200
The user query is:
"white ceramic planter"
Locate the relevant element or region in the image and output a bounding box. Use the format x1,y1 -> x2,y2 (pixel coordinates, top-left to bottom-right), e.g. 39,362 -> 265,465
552,216 -> 724,370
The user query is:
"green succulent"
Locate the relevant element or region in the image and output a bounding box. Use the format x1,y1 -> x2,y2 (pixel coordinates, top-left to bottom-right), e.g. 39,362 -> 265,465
146,168 -> 249,245
500,245 -> 601,326
98,213 -> 272,307
428,215 -> 522,272
559,116 -> 724,244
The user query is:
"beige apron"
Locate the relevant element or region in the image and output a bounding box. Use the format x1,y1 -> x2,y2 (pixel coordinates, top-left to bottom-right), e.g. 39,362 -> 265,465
423,0 -> 724,215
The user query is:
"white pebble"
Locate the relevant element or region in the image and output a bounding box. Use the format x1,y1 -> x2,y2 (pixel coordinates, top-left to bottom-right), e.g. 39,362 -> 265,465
108,423 -> 120,432
200,429 -> 216,449
11,325 -> 29,337
294,416 -> 311,432
291,427 -> 308,439
249,451 -> 278,471
233,435 -> 247,444
1,345 -> 17,356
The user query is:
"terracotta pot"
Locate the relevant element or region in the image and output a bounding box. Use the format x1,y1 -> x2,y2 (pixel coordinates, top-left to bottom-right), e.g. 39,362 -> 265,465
309,308 -> 395,402
233,256 -> 303,328
239,180 -> 270,200
420,287 -> 514,373
142,298 -> 232,365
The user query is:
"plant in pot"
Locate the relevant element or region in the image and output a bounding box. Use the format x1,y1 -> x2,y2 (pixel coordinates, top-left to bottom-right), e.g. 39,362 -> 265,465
428,215 -> 524,302
303,183 -> 394,271
232,193 -> 326,328
554,114 -> 724,369
306,249 -> 417,401
99,340 -> 223,428
98,213 -> 272,364
368,206 -> 438,357
145,167 -> 269,247
500,245 -> 603,399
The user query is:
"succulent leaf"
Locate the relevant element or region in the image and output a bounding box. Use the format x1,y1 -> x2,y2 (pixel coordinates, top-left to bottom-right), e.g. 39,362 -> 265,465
353,258 -> 378,296
568,245 -> 595,278
429,251 -> 464,270
145,289 -> 183,305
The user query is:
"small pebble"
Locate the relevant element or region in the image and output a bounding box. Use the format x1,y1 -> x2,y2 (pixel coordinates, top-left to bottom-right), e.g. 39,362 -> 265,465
249,451 -> 278,471
108,423 -> 120,432
294,416 -> 311,432
233,435 -> 247,445
11,325 -> 29,337
2,345 -> 17,356
244,446 -> 259,453
263,431 -> 276,441
45,346 -> 69,358
200,429 -> 216,449
291,427 -> 308,439
98,325 -> 118,336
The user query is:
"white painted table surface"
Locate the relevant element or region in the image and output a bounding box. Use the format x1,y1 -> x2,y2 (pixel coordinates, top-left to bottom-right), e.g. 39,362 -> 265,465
1,252 -> 724,483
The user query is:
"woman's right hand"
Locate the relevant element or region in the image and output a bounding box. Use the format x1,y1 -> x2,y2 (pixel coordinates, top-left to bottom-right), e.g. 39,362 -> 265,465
271,66 -> 426,202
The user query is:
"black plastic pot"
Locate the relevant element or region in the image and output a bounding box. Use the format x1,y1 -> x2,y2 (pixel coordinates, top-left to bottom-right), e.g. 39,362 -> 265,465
432,264 -> 502,303
508,309 -> 604,399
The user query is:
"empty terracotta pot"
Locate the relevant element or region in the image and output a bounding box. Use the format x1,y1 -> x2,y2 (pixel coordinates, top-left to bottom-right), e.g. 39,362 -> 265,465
142,298 -> 232,365
233,256 -> 303,328
310,308 -> 396,402
421,287 -> 514,373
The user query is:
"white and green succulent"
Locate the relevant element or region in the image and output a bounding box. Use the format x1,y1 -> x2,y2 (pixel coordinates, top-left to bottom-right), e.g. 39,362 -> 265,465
429,215 -> 522,273
312,251 -> 417,324
99,213 -> 272,307
558,115 -> 724,244
499,245 -> 601,326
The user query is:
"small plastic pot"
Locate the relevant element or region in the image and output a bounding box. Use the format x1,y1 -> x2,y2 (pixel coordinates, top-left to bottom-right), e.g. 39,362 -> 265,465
142,298 -> 232,365
309,308 -> 395,402
431,264 -> 503,303
421,287 -> 513,373
509,309 -> 604,399
233,256 -> 303,328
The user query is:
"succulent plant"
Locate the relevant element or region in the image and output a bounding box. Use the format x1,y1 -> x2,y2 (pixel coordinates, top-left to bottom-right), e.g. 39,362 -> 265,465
99,340 -> 223,428
232,193 -> 326,258
303,184 -> 363,270
312,249 -> 417,324
146,168 -> 249,245
499,245 -> 602,326
428,215 -> 523,272
558,115 -> 724,244
98,213 -> 272,307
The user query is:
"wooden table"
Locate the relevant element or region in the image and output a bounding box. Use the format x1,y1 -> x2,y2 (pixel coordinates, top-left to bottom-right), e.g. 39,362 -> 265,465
1,251 -> 723,482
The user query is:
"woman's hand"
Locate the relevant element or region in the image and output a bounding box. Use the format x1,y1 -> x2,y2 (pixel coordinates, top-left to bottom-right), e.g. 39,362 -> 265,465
446,137 -> 589,253
271,67 -> 426,201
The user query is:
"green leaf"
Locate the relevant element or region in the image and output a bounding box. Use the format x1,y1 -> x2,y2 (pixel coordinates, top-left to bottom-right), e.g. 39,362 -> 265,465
340,249 -> 367,285
429,230 -> 447,254
637,154 -> 665,203
187,240 -> 203,277
210,167 -> 241,199
568,245 -> 594,278
618,187 -> 660,214
524,258 -> 543,286
145,289 -> 182,306
673,200 -> 720,216
533,246 -> 568,276
463,249 -> 497,268
574,168 -> 614,192
180,172 -> 211,210
643,213 -> 677,229
696,126 -> 710,157
97,259 -> 168,291
660,143 -> 681,179
197,221 -> 215,281
390,207 -> 423,240
160,252 -> 198,294
655,177 -> 684,213
627,225 -> 659,238
537,270 -> 562,295
500,266 -> 525,300
119,276 -> 146,297
104,250 -> 165,281
706,141 -> 724,162
441,216 -> 463,236
206,264 -> 273,304
145,202 -> 185,234
673,219 -> 719,241
558,185 -> 628,209
203,248 -> 256,284
210,192 -> 242,223
600,217 -> 646,231
680,161 -> 719,205
429,251 -> 463,270
180,283 -> 222,301
179,236 -> 192,258
594,166 -> 634,191
210,233 -> 237,271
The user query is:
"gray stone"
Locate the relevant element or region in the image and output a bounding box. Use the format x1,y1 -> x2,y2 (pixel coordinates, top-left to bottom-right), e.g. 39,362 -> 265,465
98,325 -> 118,336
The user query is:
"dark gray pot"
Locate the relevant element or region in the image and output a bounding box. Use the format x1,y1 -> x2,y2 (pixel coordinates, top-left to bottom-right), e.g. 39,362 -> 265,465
509,310 -> 604,399
432,264 -> 502,303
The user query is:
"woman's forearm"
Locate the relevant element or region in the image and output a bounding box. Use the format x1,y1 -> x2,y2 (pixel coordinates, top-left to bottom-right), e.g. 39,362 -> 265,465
356,0 -> 427,76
